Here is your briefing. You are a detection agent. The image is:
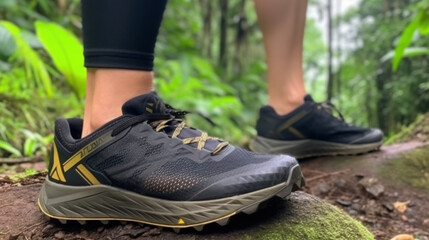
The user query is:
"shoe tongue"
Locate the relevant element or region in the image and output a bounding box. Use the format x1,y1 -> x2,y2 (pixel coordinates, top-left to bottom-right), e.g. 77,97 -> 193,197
122,92 -> 167,116
121,92 -> 225,153
304,94 -> 314,102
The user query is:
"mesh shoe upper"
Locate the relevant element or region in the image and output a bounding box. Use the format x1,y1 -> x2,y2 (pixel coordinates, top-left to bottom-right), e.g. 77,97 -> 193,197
256,95 -> 383,144
49,92 -> 298,201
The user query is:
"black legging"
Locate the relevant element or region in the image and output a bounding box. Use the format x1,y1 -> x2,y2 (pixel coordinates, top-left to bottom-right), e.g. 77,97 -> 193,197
82,0 -> 167,71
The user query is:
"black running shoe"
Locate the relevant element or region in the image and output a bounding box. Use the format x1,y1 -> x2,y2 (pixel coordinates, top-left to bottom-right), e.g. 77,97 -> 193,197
250,95 -> 383,158
38,92 -> 304,231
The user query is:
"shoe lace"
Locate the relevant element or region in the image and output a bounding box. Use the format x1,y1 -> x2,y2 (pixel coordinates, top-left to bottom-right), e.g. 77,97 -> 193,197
317,101 -> 346,124
111,107 -> 229,155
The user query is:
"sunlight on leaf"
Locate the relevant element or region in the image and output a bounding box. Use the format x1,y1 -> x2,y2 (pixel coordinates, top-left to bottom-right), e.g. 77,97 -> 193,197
35,21 -> 86,99
0,21 -> 53,97
393,15 -> 420,71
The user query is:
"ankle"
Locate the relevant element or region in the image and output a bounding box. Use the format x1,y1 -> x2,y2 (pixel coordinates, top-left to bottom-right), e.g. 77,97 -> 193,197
269,100 -> 303,116
81,69 -> 155,137
268,91 -> 306,115
81,118 -> 108,137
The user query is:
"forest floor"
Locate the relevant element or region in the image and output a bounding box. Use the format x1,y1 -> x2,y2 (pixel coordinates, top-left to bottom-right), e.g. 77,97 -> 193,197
1,139 -> 429,240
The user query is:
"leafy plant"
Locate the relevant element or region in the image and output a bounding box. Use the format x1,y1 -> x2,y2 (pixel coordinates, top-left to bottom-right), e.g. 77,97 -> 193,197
21,129 -> 53,157
155,55 -> 244,143
35,21 -> 86,98
0,140 -> 22,157
0,21 -> 53,97
391,1 -> 429,70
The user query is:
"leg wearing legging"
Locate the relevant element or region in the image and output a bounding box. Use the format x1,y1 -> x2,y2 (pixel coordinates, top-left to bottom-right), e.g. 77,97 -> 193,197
81,0 -> 167,137
254,0 -> 308,115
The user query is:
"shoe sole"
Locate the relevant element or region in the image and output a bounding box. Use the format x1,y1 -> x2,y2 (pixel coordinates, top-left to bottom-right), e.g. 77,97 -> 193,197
250,136 -> 382,158
38,165 -> 304,231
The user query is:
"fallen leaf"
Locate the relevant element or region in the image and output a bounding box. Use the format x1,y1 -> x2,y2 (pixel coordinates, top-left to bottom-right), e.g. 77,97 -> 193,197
390,234 -> 414,240
393,201 -> 410,213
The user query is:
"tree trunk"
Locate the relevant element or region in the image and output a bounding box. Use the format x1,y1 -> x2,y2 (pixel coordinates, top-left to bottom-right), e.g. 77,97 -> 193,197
200,0 -> 213,58
326,0 -> 334,102
219,0 -> 228,70
233,0 -> 247,76
335,0 -> 342,105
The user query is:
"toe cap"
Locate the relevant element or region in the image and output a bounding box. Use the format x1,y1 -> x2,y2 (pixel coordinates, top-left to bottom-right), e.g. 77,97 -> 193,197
189,155 -> 299,200
351,128 -> 384,144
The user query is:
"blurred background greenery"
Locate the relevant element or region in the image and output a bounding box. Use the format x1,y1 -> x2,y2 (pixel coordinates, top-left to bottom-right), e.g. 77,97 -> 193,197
0,0 -> 428,160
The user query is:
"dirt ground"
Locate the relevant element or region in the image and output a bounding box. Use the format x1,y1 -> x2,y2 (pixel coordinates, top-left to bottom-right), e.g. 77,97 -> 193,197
1,141 -> 429,240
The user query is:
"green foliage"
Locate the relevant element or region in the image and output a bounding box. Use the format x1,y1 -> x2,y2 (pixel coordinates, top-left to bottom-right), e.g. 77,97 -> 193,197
0,21 -> 53,97
21,129 -> 53,157
35,21 -> 86,98
392,1 -> 429,70
336,0 -> 429,136
155,55 -> 244,142
0,24 -> 17,59
0,140 -> 22,157
393,17 -> 420,70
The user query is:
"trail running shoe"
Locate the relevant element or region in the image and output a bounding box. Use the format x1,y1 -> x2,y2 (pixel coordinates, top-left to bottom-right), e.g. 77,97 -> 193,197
250,95 -> 383,158
38,92 -> 304,231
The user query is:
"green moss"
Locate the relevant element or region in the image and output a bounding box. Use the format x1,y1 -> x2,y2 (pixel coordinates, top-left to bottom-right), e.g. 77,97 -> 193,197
243,193 -> 374,240
9,168 -> 38,181
257,208 -> 372,240
380,145 -> 429,192
386,114 -> 429,144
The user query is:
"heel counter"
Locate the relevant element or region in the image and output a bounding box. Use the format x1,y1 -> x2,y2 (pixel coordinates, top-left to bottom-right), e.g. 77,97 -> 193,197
256,107 -> 278,137
48,138 -> 67,182
48,119 -> 66,183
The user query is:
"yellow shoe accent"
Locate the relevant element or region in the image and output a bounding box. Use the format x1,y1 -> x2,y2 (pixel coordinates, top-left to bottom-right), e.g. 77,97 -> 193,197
76,164 -> 100,185
177,218 -> 185,225
50,143 -> 66,182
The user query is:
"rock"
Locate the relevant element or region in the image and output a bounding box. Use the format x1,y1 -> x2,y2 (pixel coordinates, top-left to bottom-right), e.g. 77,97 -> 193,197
348,209 -> 358,215
334,179 -> 347,190
351,203 -> 362,211
220,192 -> 374,240
80,230 -> 88,237
358,178 -> 385,198
336,199 -> 352,206
383,202 -> 394,212
1,182 -> 375,240
312,182 -> 331,195
54,231 -> 64,239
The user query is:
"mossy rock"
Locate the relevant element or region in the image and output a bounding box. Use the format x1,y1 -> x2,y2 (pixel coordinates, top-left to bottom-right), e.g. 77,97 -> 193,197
386,113 -> 429,144
380,145 -> 429,192
1,183 -> 374,239
240,192 -> 373,240
173,192 -> 373,240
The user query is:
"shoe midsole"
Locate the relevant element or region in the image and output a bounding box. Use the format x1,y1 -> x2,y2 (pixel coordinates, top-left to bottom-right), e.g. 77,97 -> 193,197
38,165 -> 301,228
251,136 -> 382,157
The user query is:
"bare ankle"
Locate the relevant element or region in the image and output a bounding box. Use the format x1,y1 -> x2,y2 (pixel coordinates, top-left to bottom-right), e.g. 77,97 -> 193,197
81,68 -> 154,138
269,100 -> 303,116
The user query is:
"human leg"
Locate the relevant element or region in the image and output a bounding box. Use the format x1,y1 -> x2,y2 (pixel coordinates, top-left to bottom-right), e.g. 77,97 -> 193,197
254,0 -> 308,115
39,0 -> 304,229
251,0 -> 383,157
81,0 -> 165,136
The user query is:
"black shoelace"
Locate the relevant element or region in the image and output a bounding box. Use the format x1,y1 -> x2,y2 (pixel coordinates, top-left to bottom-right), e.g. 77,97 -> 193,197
317,101 -> 347,125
